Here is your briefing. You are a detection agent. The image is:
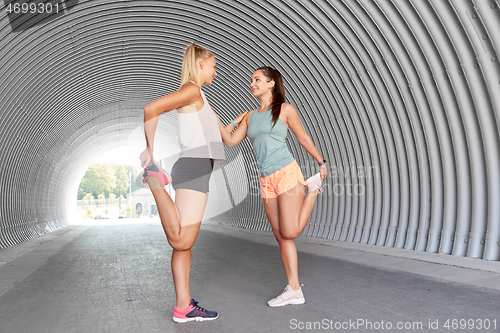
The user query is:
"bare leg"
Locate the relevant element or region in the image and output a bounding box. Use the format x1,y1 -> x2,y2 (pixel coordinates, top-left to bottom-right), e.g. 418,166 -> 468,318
298,187 -> 320,232
147,178 -> 181,241
147,178 -> 206,247
263,198 -> 301,290
262,183 -> 320,291
147,177 -> 208,310
171,248 -> 192,310
170,189 -> 208,309
278,182 -> 319,240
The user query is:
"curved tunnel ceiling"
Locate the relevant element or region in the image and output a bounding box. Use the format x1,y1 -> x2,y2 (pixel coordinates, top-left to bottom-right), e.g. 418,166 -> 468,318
1,0 -> 500,260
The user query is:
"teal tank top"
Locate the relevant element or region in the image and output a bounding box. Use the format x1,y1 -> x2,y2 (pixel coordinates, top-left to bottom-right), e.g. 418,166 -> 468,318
247,109 -> 295,177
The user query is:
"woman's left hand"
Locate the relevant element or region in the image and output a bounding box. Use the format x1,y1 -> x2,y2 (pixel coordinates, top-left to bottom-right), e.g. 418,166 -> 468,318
140,147 -> 153,168
320,163 -> 327,181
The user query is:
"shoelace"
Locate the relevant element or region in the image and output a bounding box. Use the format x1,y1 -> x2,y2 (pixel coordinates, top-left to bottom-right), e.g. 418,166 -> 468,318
278,286 -> 292,298
191,300 -> 206,312
315,177 -> 324,193
143,162 -> 160,180
281,284 -> 304,296
144,161 -> 156,171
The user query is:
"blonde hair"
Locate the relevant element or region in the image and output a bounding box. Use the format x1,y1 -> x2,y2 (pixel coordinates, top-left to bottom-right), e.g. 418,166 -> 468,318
180,43 -> 213,86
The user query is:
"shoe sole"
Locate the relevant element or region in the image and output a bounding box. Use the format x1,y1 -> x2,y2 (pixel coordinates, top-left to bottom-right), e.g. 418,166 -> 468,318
306,173 -> 321,184
135,172 -> 148,188
307,183 -> 321,192
268,297 -> 305,307
172,314 -> 219,323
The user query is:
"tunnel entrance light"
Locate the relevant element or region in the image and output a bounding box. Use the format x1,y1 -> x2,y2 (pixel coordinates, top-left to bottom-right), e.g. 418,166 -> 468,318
71,146 -> 145,225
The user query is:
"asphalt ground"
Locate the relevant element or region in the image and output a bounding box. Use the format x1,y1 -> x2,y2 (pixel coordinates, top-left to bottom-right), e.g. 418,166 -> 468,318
0,221 -> 499,333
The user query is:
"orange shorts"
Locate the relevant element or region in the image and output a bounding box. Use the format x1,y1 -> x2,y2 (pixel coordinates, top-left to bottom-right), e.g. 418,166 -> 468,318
259,160 -> 307,199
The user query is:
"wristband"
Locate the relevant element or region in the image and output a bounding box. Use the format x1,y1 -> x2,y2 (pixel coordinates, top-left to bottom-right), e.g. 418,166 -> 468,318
230,119 -> 237,128
318,159 -> 326,167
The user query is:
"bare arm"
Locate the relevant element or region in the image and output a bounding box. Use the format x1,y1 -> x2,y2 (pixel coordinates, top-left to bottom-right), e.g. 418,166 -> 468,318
217,111 -> 252,148
224,122 -> 235,133
222,111 -> 248,133
285,103 -> 327,180
140,84 -> 200,167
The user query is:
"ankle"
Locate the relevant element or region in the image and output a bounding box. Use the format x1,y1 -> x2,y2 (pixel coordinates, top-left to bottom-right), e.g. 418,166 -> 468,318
147,177 -> 163,190
176,301 -> 191,311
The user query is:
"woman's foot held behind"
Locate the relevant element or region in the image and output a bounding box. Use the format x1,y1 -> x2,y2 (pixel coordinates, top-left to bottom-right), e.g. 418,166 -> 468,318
306,172 -> 323,193
142,161 -> 172,187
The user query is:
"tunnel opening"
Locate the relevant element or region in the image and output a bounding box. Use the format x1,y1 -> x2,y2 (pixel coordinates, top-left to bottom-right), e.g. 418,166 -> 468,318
71,146 -> 142,223
71,146 -> 144,224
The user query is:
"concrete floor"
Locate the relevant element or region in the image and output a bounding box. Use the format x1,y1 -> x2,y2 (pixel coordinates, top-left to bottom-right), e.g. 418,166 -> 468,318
0,221 -> 499,333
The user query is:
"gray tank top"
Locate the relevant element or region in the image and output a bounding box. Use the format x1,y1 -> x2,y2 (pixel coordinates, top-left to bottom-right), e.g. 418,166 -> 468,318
247,108 -> 295,177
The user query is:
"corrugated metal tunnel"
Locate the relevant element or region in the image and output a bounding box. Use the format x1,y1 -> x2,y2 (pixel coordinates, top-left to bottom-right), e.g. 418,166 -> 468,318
1,0 -> 499,260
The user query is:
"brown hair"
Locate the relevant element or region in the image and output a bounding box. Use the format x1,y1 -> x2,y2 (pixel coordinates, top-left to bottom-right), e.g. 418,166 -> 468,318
257,66 -> 285,128
180,43 -> 213,86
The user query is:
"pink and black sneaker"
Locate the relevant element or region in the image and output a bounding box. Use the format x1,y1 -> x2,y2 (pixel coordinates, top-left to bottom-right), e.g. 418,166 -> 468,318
142,161 -> 171,187
172,299 -> 219,323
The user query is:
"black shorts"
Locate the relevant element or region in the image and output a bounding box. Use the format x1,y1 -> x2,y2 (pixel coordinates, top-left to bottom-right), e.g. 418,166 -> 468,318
171,157 -> 215,193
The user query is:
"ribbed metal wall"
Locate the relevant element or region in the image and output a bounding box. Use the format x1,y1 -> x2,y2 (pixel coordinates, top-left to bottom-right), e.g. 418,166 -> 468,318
1,0 -> 499,260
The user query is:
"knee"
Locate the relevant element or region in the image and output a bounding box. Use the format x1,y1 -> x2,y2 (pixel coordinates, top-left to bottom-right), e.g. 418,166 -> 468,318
272,229 -> 284,242
279,228 -> 300,240
168,238 -> 195,252
273,228 -> 299,242
171,243 -> 193,252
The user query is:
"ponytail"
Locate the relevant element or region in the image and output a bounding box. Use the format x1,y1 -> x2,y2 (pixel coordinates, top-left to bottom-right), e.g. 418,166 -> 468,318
257,66 -> 285,128
180,43 -> 213,86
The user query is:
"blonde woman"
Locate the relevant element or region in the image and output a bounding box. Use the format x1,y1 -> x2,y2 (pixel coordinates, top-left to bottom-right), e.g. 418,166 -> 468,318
139,43 -> 244,323
219,66 -> 326,307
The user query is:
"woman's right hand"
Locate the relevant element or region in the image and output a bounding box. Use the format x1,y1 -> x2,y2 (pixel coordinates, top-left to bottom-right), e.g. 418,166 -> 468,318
140,147 -> 153,168
234,111 -> 248,126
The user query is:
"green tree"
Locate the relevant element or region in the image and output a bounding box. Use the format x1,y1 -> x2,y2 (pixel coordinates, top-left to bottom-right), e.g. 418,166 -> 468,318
83,193 -> 94,207
78,162 -> 141,200
97,193 -> 106,205
118,194 -> 124,215
108,193 -> 116,204
78,163 -> 116,199
122,206 -> 131,218
113,164 -> 128,198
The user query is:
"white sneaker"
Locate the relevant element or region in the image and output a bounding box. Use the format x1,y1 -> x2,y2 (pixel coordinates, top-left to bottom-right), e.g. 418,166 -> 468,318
268,285 -> 305,307
306,173 -> 322,193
